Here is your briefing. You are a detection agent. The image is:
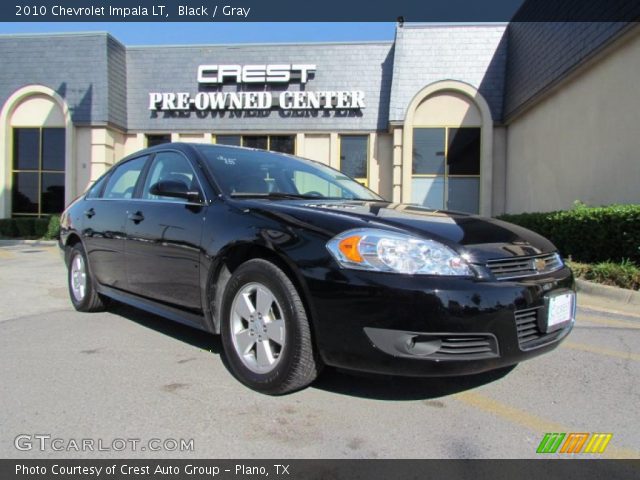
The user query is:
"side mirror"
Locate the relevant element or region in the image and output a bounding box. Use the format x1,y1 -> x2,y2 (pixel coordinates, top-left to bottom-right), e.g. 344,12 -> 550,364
149,180 -> 201,203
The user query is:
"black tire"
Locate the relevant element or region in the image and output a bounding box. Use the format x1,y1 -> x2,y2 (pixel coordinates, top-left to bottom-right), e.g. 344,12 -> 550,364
67,243 -> 107,312
220,259 -> 321,395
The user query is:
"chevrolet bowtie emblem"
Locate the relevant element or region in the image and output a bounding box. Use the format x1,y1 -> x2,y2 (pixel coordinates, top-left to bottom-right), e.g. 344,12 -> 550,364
534,258 -> 546,272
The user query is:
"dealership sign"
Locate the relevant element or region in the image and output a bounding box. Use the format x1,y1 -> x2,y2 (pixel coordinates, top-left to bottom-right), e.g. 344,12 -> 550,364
148,64 -> 366,111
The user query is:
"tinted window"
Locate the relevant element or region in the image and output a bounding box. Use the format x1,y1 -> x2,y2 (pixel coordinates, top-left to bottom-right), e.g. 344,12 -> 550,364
243,136 -> 268,150
413,128 -> 445,175
41,173 -> 65,214
12,172 -> 39,213
216,135 -> 241,146
13,129 -> 39,170
42,128 -> 66,171
12,127 -> 66,216
142,151 -> 199,201
146,134 -> 171,147
448,128 -> 480,175
103,156 -> 148,200
269,136 -> 295,154
340,135 -> 368,179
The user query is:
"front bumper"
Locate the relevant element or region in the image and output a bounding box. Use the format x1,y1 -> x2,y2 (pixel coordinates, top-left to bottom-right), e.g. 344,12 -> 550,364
302,265 -> 575,376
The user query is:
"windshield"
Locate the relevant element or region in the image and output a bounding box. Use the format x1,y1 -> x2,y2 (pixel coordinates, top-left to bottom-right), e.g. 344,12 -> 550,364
197,145 -> 382,201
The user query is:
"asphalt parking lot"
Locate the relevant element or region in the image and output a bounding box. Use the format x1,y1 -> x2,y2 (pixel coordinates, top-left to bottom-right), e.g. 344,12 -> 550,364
0,242 -> 638,459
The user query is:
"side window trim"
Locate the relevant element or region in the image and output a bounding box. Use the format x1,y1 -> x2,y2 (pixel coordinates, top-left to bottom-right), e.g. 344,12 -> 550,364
133,153 -> 156,199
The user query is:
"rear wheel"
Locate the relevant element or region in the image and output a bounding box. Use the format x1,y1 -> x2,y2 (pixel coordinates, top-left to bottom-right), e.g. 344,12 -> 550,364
220,259 -> 320,395
67,243 -> 107,312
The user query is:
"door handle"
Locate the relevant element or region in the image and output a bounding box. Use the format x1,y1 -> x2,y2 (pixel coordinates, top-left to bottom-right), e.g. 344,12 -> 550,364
127,211 -> 144,223
84,208 -> 95,218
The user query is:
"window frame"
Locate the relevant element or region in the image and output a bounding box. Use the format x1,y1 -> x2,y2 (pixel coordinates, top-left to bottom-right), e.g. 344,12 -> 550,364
11,126 -> 66,217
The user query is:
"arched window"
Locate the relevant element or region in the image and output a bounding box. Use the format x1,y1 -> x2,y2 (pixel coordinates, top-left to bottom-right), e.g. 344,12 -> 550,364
1,86 -> 71,219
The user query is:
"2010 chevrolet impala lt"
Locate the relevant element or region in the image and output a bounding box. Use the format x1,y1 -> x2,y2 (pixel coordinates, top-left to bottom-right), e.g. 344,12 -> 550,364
59,143 -> 575,394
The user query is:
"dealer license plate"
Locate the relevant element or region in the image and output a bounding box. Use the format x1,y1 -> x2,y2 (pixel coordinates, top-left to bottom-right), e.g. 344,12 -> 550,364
546,292 -> 575,332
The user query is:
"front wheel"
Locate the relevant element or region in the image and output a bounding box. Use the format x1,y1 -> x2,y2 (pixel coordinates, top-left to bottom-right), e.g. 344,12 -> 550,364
220,259 -> 320,395
67,243 -> 107,312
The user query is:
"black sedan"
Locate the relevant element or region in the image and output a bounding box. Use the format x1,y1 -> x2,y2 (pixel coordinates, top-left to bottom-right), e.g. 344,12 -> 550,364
60,143 -> 575,394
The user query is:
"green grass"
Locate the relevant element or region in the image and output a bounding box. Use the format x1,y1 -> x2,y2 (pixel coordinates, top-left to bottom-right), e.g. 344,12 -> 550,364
567,259 -> 640,291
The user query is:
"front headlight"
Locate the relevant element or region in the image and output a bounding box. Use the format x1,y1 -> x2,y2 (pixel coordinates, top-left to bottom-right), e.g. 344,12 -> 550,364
326,228 -> 474,276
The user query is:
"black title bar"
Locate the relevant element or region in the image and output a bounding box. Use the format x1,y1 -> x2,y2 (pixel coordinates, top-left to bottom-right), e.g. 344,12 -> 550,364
2,0 -> 640,22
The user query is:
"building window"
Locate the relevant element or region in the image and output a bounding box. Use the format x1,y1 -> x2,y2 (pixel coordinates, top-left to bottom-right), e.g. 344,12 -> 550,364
215,135 -> 295,154
339,135 -> 368,185
12,127 -> 65,217
146,134 -> 171,147
411,127 -> 480,214
243,135 -> 268,150
215,135 -> 241,147
269,136 -> 295,154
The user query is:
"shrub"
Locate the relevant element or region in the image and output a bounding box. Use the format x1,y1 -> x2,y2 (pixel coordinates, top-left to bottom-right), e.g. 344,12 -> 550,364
497,203 -> 640,264
13,218 -> 35,238
0,219 -> 18,237
44,215 -> 61,240
34,218 -> 50,238
0,215 -> 61,239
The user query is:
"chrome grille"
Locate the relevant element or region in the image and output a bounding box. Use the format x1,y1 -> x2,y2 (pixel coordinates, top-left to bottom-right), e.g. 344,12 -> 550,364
515,307 -> 565,350
486,253 -> 563,280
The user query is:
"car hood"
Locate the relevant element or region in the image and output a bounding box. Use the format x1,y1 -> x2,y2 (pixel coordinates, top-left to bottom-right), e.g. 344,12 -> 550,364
236,199 -> 557,263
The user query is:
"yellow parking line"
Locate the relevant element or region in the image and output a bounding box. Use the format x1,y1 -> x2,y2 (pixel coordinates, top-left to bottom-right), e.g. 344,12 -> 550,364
0,249 -> 14,259
563,342 -> 640,362
578,317 -> 640,330
454,391 -> 639,459
455,391 -> 564,432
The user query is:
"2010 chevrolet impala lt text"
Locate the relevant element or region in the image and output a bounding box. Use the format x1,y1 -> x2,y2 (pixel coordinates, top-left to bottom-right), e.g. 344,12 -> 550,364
59,143 -> 575,394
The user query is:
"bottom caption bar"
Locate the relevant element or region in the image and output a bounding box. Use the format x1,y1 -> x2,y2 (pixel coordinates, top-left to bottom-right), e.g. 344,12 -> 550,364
3,459 -> 639,480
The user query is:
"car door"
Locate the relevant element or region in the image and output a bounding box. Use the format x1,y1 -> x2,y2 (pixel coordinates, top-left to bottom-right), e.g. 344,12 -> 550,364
124,150 -> 207,312
82,155 -> 149,289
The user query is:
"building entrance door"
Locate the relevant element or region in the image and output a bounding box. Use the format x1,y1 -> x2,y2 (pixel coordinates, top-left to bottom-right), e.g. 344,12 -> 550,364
411,127 -> 481,214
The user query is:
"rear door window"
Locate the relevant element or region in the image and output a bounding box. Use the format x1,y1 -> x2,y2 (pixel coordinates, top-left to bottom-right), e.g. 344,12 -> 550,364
102,156 -> 148,200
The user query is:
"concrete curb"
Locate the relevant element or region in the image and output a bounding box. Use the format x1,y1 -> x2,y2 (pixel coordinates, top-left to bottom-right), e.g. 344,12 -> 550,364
0,239 -> 58,247
576,278 -> 640,306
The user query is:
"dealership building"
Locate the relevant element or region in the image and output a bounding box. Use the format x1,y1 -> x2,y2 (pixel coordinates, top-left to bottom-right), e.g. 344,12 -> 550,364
1,20 -> 639,219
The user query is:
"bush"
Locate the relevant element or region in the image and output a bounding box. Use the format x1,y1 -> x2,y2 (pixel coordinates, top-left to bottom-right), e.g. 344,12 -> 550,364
34,218 -> 50,238
0,219 -> 18,237
44,215 -> 61,240
0,215 -> 61,239
568,259 -> 640,291
13,218 -> 35,237
497,203 -> 640,264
